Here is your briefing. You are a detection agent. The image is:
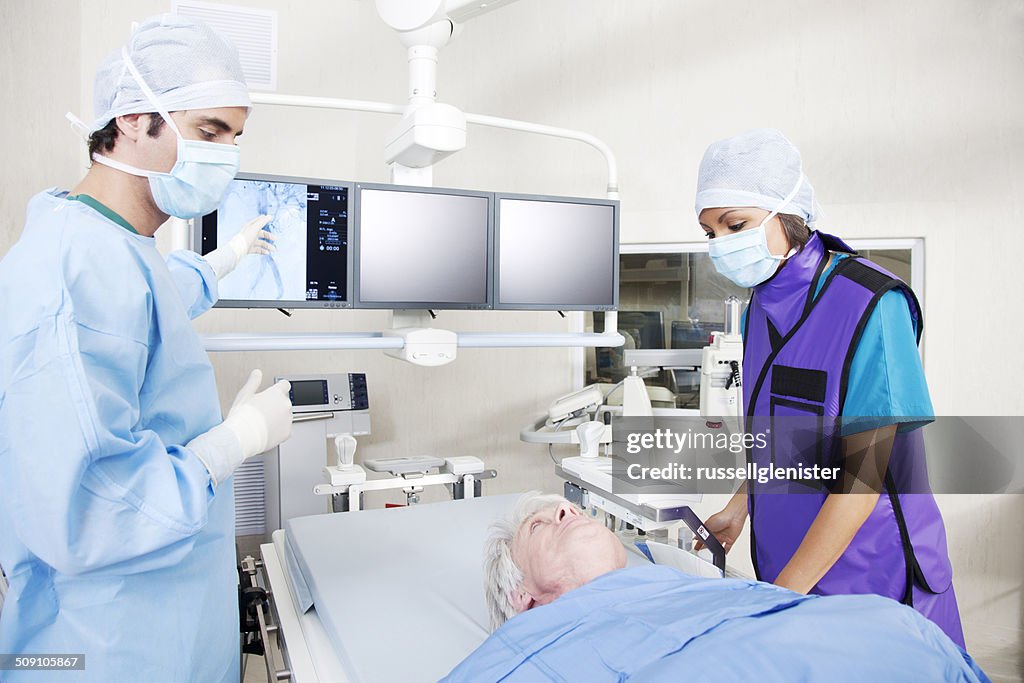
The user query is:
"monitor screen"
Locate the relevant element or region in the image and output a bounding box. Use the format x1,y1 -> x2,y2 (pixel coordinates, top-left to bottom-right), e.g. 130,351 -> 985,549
354,185 -> 491,309
495,196 -> 618,310
197,174 -> 351,308
671,320 -> 723,349
289,380 -> 329,407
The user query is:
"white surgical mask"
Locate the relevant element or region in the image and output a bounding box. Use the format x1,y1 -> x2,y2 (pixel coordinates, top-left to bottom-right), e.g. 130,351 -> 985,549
88,47 -> 240,220
708,174 -> 803,288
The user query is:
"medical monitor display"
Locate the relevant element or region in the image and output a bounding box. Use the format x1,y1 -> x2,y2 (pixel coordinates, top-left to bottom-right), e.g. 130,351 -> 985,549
495,195 -> 618,310
289,380 -> 329,407
672,320 -> 724,349
197,173 -> 351,308
354,185 -> 491,309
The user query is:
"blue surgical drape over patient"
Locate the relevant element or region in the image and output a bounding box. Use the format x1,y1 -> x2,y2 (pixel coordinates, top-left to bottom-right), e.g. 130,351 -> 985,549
0,190 -> 237,683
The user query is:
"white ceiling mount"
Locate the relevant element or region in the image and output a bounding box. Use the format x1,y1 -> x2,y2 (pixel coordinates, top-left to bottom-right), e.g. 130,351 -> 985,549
446,0 -> 518,24
375,0 -> 522,173
396,20 -> 455,50
375,0 -> 448,33
375,0 -> 518,33
384,102 -> 466,168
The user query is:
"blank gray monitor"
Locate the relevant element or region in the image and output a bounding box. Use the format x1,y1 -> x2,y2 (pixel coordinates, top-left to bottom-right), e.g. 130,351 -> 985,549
495,195 -> 618,310
354,185 -> 491,309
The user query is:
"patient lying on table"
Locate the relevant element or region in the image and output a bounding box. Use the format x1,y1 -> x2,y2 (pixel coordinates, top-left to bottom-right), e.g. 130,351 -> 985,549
442,493 -> 989,682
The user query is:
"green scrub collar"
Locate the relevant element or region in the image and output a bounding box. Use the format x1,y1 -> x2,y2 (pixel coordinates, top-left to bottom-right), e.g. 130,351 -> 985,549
66,193 -> 139,235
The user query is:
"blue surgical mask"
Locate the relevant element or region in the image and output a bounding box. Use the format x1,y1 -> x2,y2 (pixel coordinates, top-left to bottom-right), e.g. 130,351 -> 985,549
708,219 -> 792,288
707,174 -> 804,288
89,46 -> 240,220
92,136 -> 239,220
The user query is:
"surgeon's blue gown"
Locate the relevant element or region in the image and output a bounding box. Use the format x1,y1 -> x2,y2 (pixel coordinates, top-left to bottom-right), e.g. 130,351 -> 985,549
0,191 -> 237,682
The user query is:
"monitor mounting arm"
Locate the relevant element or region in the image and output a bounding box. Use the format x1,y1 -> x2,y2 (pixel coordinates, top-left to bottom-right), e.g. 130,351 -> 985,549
374,0 -> 523,184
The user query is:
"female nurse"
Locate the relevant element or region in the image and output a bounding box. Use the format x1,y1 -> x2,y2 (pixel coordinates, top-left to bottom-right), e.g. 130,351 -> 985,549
693,128 -> 964,647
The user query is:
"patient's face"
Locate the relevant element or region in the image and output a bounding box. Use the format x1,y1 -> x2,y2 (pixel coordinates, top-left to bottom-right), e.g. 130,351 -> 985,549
511,501 -> 626,609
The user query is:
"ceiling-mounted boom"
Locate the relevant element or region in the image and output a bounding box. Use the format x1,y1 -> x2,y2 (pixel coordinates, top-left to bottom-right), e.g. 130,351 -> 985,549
375,0 -> 521,34
374,0 -> 523,178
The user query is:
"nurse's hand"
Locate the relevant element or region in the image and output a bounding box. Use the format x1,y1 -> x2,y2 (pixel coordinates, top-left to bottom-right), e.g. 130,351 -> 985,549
695,495 -> 748,554
204,215 -> 275,279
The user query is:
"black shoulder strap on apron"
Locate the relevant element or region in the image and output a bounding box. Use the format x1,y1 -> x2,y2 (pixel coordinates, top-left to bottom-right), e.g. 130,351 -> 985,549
840,258 -> 896,294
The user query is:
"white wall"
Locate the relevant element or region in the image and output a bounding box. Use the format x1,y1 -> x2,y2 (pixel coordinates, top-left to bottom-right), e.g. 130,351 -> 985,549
0,0 -> 82,256
1,0 -> 1021,677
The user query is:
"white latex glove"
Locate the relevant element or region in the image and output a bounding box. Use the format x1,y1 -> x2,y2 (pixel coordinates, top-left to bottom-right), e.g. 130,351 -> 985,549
187,369 -> 293,486
204,215 -> 276,279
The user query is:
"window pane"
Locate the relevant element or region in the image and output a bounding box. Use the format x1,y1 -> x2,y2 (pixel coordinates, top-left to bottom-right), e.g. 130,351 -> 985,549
588,251 -> 746,409
587,245 -> 917,410
857,249 -> 911,283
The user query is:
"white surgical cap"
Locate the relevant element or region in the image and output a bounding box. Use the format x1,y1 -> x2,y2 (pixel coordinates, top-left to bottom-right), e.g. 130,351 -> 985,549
695,128 -> 818,225
88,13 -> 251,133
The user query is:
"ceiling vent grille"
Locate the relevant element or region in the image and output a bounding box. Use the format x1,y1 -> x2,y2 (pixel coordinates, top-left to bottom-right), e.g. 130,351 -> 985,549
173,1 -> 278,91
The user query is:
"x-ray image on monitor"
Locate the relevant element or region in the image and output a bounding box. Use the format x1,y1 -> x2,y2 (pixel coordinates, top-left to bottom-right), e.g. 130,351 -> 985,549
197,173 -> 351,308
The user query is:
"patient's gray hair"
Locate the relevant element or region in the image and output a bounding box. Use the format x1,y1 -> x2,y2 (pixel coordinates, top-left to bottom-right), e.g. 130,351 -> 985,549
484,492 -> 567,631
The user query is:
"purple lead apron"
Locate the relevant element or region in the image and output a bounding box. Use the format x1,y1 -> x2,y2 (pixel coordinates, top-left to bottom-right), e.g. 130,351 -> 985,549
743,231 -> 965,648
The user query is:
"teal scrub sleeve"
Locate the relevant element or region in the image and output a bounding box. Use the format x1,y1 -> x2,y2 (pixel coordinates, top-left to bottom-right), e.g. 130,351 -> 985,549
166,249 -> 219,319
3,298 -> 216,578
842,289 -> 934,434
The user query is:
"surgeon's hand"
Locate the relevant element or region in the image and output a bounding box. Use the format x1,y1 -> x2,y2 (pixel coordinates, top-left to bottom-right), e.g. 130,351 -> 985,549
203,215 -> 276,279
695,492 -> 748,554
186,369 -> 293,486
223,369 -> 293,458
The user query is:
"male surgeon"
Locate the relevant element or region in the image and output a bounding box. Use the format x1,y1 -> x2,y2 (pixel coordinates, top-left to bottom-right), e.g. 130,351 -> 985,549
0,15 -> 293,683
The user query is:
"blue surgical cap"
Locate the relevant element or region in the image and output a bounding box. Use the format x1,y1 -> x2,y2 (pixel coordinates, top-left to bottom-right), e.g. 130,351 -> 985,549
89,14 -> 251,133
695,128 -> 818,225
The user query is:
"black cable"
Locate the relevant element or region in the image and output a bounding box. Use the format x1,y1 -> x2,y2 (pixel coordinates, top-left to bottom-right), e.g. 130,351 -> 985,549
548,416 -> 571,464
